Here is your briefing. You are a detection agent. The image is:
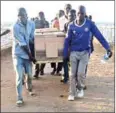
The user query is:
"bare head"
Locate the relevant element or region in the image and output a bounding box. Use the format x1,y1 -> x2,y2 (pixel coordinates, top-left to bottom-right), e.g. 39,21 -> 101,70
18,7 -> 28,25
68,9 -> 76,22
85,15 -> 88,19
38,11 -> 45,20
64,4 -> 72,16
77,5 -> 86,21
58,10 -> 65,18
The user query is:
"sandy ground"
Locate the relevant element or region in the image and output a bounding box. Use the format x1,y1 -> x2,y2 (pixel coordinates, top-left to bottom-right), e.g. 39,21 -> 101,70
1,43 -> 115,112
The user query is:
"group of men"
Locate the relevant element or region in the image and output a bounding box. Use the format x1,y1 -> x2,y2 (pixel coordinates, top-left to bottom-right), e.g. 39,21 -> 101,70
51,4 -> 94,84
12,4 -> 112,106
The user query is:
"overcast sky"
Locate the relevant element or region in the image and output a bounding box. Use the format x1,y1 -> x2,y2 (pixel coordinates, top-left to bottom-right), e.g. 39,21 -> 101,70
1,1 -> 114,24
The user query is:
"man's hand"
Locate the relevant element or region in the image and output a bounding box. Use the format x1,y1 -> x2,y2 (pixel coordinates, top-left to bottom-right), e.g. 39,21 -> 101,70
29,54 -> 37,64
32,58 -> 37,64
107,49 -> 112,58
21,45 -> 36,64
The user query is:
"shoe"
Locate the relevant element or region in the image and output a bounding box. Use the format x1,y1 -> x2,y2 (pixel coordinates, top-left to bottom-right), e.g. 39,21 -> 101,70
51,68 -> 56,75
57,73 -> 62,76
76,85 -> 87,90
33,75 -> 39,79
68,95 -> 74,101
77,89 -> 84,98
60,79 -> 68,84
56,71 -> 61,76
75,88 -> 80,97
29,91 -> 35,96
83,85 -> 87,90
60,79 -> 64,82
16,100 -> 24,107
61,76 -> 64,80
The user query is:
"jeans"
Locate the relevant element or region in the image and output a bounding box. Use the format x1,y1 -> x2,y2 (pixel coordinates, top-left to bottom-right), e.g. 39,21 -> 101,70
34,63 -> 45,76
63,58 -> 69,82
13,56 -> 32,101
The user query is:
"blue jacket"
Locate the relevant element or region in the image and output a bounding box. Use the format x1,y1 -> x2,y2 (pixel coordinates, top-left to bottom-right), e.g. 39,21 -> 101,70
12,20 -> 35,59
63,19 -> 110,57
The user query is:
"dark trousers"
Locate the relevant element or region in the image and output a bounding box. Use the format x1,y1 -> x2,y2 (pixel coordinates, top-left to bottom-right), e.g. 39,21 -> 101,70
29,42 -> 35,58
29,41 -> 46,76
51,62 -> 63,73
63,59 -> 69,81
35,63 -> 46,76
51,63 -> 56,69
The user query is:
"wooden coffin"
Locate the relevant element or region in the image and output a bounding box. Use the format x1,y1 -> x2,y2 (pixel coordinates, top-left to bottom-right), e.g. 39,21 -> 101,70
34,28 -> 65,60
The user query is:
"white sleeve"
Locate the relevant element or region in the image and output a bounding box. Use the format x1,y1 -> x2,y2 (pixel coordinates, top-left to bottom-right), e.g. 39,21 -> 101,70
59,16 -> 68,31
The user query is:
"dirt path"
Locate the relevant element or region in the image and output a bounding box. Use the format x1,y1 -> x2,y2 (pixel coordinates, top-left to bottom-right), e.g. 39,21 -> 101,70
1,44 -> 114,112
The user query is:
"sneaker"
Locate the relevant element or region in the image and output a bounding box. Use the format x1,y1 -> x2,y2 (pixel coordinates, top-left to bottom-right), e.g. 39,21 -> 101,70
56,72 -> 62,76
76,85 -> 87,90
68,95 -> 74,101
60,79 -> 68,84
29,91 -> 35,96
60,79 -> 64,82
83,85 -> 87,90
75,88 -> 80,98
33,75 -> 39,79
51,68 -> 56,75
77,89 -> 84,98
16,100 -> 24,107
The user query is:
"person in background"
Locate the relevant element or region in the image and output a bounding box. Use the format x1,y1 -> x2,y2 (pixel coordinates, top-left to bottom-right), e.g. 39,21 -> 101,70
61,9 -> 76,83
35,17 -> 38,21
85,15 -> 88,19
51,4 -> 72,76
13,7 -> 36,106
59,4 -> 72,31
63,5 -> 112,101
33,11 -> 49,78
59,10 -> 65,18
50,10 -> 65,75
34,12 -> 49,29
89,15 -> 92,20
31,18 -> 35,21
50,15 -> 60,75
56,4 -> 72,79
51,10 -> 64,30
51,17 -> 60,29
